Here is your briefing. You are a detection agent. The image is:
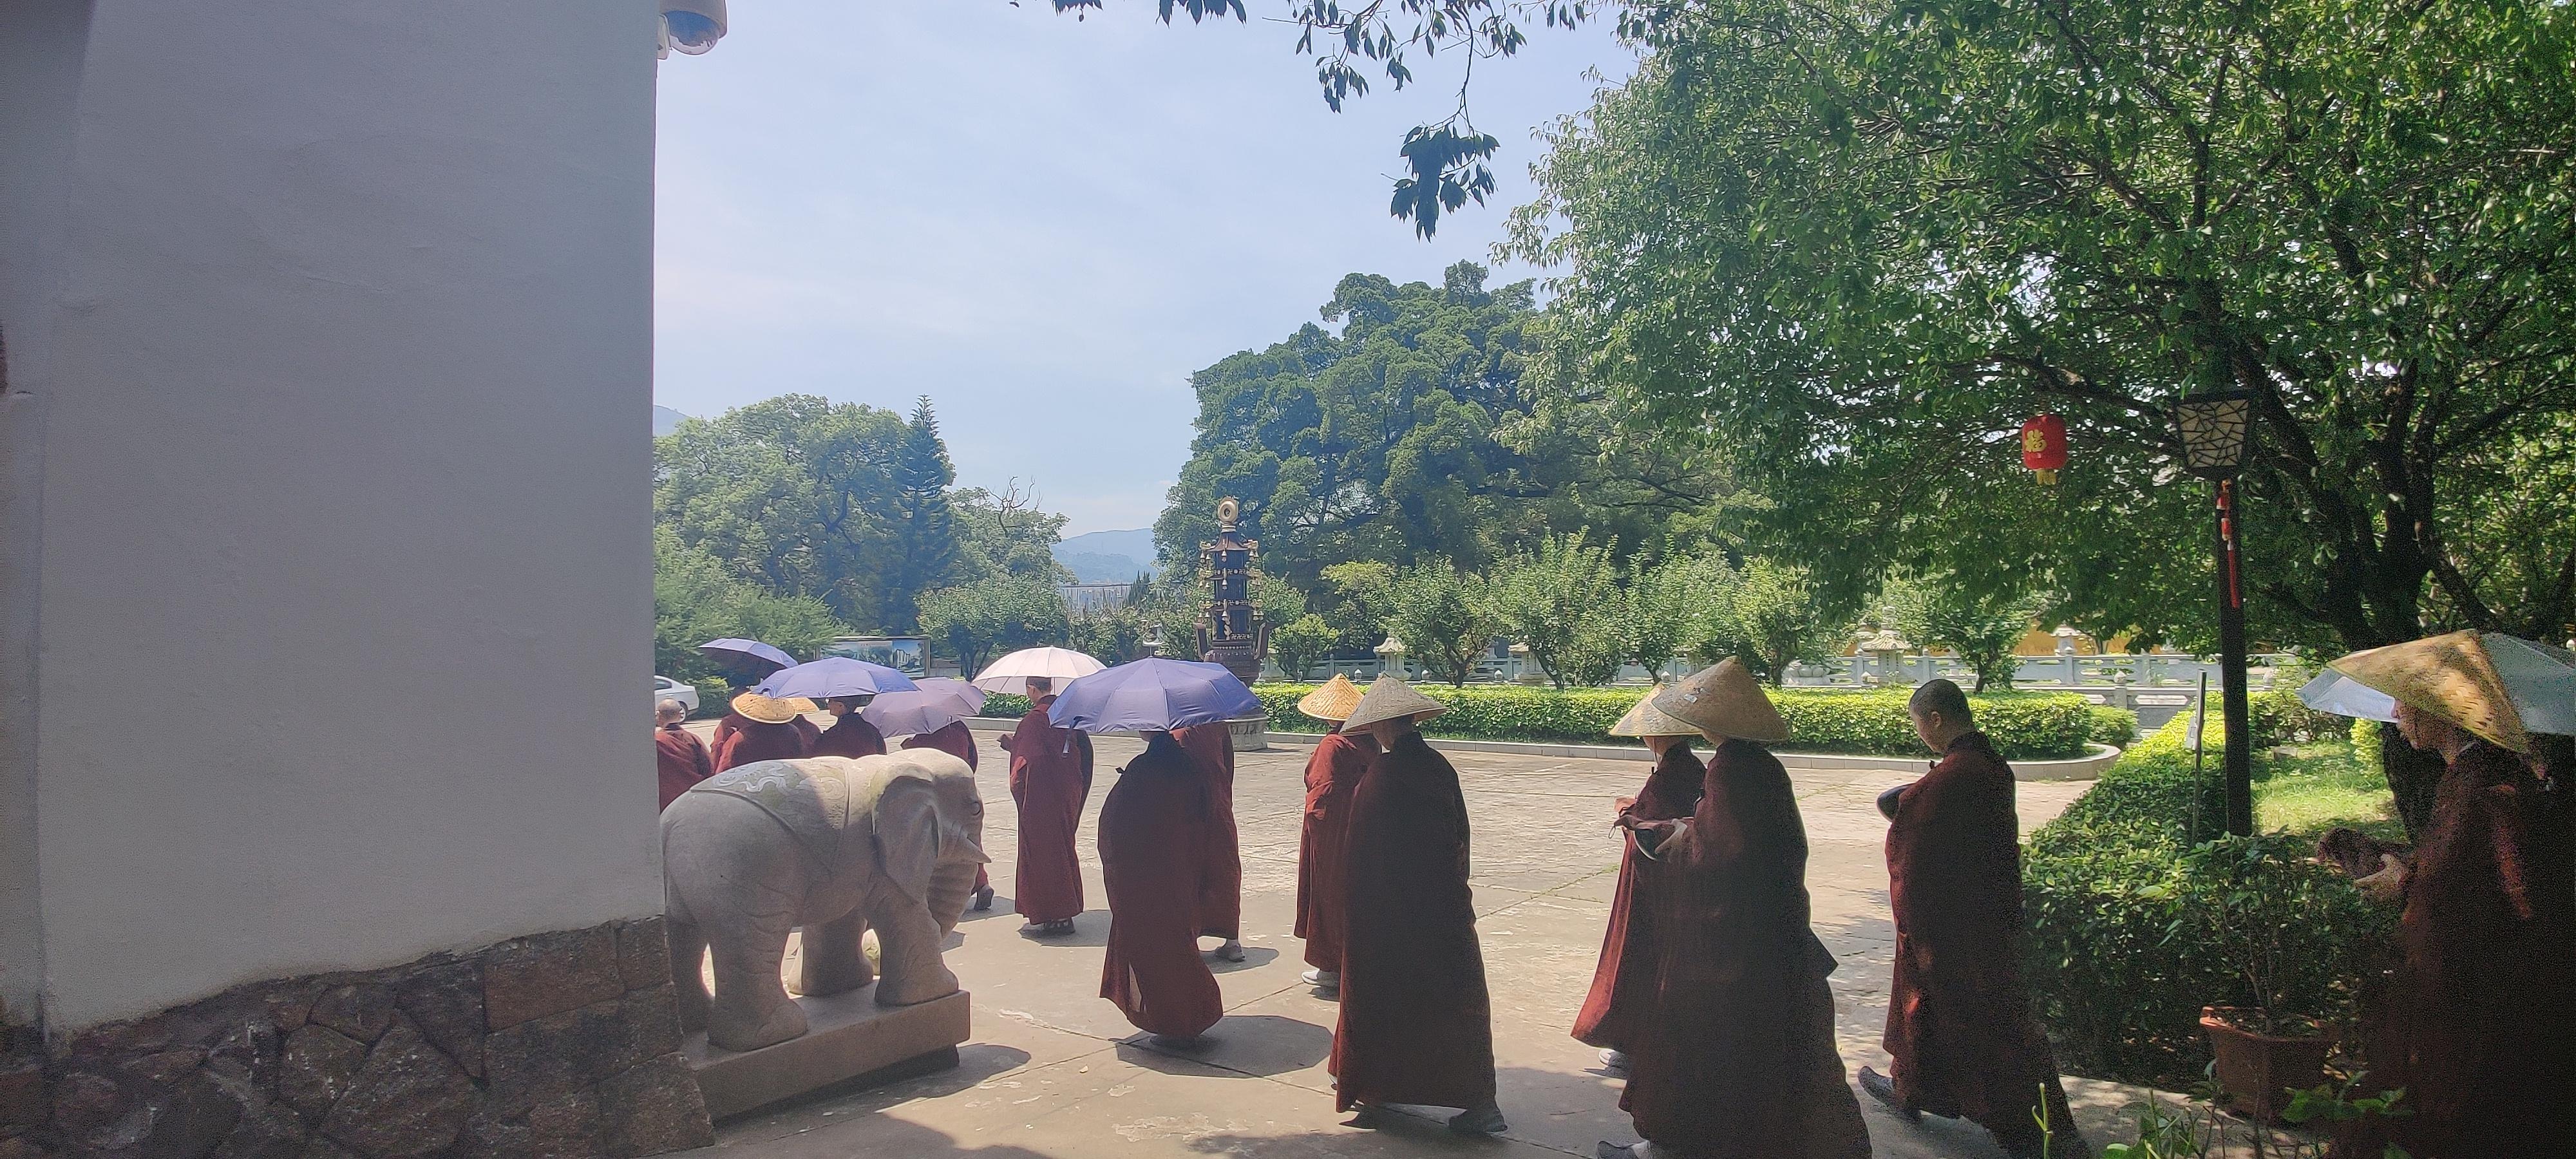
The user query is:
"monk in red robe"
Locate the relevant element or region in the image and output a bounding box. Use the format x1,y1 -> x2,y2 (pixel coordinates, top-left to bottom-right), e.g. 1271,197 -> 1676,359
902,720 -> 995,911
1859,679 -> 2082,1159
1098,730 -> 1225,1044
1177,722 -> 1244,961
789,711 -> 822,753
1002,677 -> 1093,936
1293,675 -> 1375,992
1329,677 -> 1505,1135
712,693 -> 811,772
1573,706 -> 1703,1071
654,699 -> 714,810
2331,699 -> 2576,1158
812,696 -> 887,758
1605,659 -> 1868,1159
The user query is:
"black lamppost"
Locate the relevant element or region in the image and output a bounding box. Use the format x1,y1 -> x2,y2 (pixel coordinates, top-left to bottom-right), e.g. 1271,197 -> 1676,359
2175,389 -> 2257,836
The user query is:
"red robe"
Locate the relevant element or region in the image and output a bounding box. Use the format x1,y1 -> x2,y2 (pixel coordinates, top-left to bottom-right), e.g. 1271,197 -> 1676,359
1003,702 -> 1094,923
655,723 -> 714,811
2335,740 -> 2576,1158
1329,732 -> 1495,1111
901,721 -> 980,769
908,721 -> 989,893
1177,723 -> 1242,939
713,719 -> 807,772
1294,730 -> 1379,972
707,711 -> 748,769
1098,734 -> 1224,1038
1883,730 -> 2074,1151
1573,742 -> 1706,1051
1620,739 -> 1869,1158
812,715 -> 886,759
790,713 -> 822,753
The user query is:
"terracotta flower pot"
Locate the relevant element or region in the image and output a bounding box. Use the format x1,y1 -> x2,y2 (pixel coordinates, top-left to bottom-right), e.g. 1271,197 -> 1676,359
2200,1005 -> 2333,1120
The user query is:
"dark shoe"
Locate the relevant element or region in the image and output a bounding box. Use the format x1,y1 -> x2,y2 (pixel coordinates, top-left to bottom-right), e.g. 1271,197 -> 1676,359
971,886 -> 994,912
1446,1102 -> 1506,1135
1857,1066 -> 1920,1123
1596,1144 -> 1641,1159
1209,941 -> 1245,963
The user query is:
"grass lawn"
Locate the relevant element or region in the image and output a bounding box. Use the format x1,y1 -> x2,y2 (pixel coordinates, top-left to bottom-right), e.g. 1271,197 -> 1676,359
2254,737 -> 2405,842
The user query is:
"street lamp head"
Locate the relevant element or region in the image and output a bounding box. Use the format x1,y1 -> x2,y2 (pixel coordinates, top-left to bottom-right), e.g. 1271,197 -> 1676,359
2174,389 -> 2255,480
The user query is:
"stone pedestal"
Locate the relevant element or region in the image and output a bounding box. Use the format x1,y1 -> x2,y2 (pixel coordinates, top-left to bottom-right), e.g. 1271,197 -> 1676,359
1223,714 -> 1269,752
683,986 -> 969,1120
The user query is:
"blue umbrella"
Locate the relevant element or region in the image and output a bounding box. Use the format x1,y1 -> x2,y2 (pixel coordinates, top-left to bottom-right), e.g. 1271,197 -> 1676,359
1046,658 -> 1258,733
698,637 -> 796,677
755,657 -> 919,700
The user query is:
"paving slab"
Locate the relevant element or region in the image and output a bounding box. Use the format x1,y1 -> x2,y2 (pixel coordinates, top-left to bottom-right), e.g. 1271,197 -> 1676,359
697,731 -> 2179,1158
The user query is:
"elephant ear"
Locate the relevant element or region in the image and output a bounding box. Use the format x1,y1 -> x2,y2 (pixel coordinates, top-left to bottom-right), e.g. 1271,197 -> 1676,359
875,772 -> 943,906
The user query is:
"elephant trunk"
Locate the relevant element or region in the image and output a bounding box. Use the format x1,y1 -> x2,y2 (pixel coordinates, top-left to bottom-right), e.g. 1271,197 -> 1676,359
926,858 -> 979,936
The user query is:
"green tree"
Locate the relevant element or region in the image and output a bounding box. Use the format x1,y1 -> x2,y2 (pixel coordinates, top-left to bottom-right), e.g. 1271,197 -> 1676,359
918,576 -> 1071,677
1269,614 -> 1340,681
1516,0 -> 2576,658
654,395 -> 910,628
1319,561 -> 1397,654
1387,563 -> 1496,687
883,396 -> 960,631
1882,574 -> 2040,693
953,481 -> 1072,584
1488,532 -> 1619,688
1719,559 -> 1835,686
653,527 -> 848,684
1613,552 -> 1701,681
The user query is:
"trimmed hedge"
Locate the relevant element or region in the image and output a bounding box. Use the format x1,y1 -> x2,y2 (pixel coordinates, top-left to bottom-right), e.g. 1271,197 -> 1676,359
2086,705 -> 2139,748
692,678 -> 734,720
982,693 -> 1032,721
1249,683 -> 2094,760
2024,692 -> 2394,1088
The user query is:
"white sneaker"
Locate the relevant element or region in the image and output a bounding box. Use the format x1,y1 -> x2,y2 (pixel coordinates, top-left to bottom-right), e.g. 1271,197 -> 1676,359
1598,1048 -> 1629,1072
1302,968 -> 1338,986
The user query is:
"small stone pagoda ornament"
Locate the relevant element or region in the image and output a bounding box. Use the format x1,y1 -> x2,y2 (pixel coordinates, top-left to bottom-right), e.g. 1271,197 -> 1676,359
1196,496 -> 1268,683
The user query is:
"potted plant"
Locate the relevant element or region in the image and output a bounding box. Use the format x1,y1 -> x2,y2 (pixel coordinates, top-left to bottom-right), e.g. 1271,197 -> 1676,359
2148,835 -> 2373,1120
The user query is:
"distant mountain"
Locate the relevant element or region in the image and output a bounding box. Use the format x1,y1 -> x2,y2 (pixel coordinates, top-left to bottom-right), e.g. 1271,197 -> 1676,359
652,405 -> 689,437
1053,528 -> 1157,583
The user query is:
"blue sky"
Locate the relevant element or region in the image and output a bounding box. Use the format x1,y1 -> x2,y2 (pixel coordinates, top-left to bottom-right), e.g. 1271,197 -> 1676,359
652,3 -> 1636,535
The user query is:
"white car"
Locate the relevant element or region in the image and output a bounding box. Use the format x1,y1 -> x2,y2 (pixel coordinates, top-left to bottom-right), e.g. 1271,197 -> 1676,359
654,675 -> 701,715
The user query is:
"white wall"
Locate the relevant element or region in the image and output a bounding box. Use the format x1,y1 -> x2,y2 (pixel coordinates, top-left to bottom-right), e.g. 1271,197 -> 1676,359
9,0 -> 666,1032
0,0 -> 95,1028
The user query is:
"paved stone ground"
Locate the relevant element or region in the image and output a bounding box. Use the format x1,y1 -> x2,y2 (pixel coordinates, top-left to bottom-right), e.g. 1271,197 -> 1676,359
696,732 -> 2153,1159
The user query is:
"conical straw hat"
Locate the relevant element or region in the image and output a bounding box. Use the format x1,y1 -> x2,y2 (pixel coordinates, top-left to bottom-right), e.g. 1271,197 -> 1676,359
1342,675 -> 1450,731
2329,630 -> 2530,753
1298,674 -> 1366,723
731,691 -> 815,726
1609,684 -> 1698,738
1651,659 -> 1788,743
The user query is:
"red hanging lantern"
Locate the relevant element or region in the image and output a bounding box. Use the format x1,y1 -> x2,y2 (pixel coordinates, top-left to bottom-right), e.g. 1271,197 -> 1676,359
2022,414 -> 2068,485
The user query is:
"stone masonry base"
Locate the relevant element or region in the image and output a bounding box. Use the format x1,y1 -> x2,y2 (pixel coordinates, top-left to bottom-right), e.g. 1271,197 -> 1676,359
0,918 -> 714,1158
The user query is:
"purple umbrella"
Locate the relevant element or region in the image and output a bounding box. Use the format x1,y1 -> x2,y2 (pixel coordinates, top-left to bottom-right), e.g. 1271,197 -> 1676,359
1046,658 -> 1258,733
698,638 -> 796,677
755,657 -> 919,700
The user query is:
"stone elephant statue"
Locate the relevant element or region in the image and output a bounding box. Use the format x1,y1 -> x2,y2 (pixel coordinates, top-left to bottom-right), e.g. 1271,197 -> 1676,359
663,750 -> 989,1051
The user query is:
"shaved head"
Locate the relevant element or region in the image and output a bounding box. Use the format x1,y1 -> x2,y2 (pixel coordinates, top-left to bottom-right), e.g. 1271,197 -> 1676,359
1909,679 -> 1973,725
656,699 -> 687,723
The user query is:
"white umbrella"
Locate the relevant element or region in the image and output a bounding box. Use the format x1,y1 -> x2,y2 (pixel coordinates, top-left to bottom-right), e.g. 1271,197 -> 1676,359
971,646 -> 1106,695
2298,632 -> 2576,743
860,677 -> 988,735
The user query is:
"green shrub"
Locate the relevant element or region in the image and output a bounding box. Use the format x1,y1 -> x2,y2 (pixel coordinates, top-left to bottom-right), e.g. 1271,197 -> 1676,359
2251,688 -> 2342,746
2350,716 -> 2383,767
2087,705 -> 2139,748
981,693 -> 1032,720
2025,709 -> 2396,1088
694,679 -> 735,720
1250,683 -> 2092,759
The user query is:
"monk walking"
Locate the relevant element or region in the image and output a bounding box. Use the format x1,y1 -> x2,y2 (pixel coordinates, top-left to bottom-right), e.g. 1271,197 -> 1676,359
1860,679 -> 2084,1159
1329,677 -> 1506,1135
1603,659 -> 1868,1159
1293,676 -> 1374,994
1097,729 -> 1225,1044
1573,690 -> 1705,1073
903,719 -> 995,912
712,692 -> 813,772
811,695 -> 887,758
1177,721 -> 1245,962
2318,634 -> 2576,1158
1002,677 -> 1093,936
654,699 -> 714,810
